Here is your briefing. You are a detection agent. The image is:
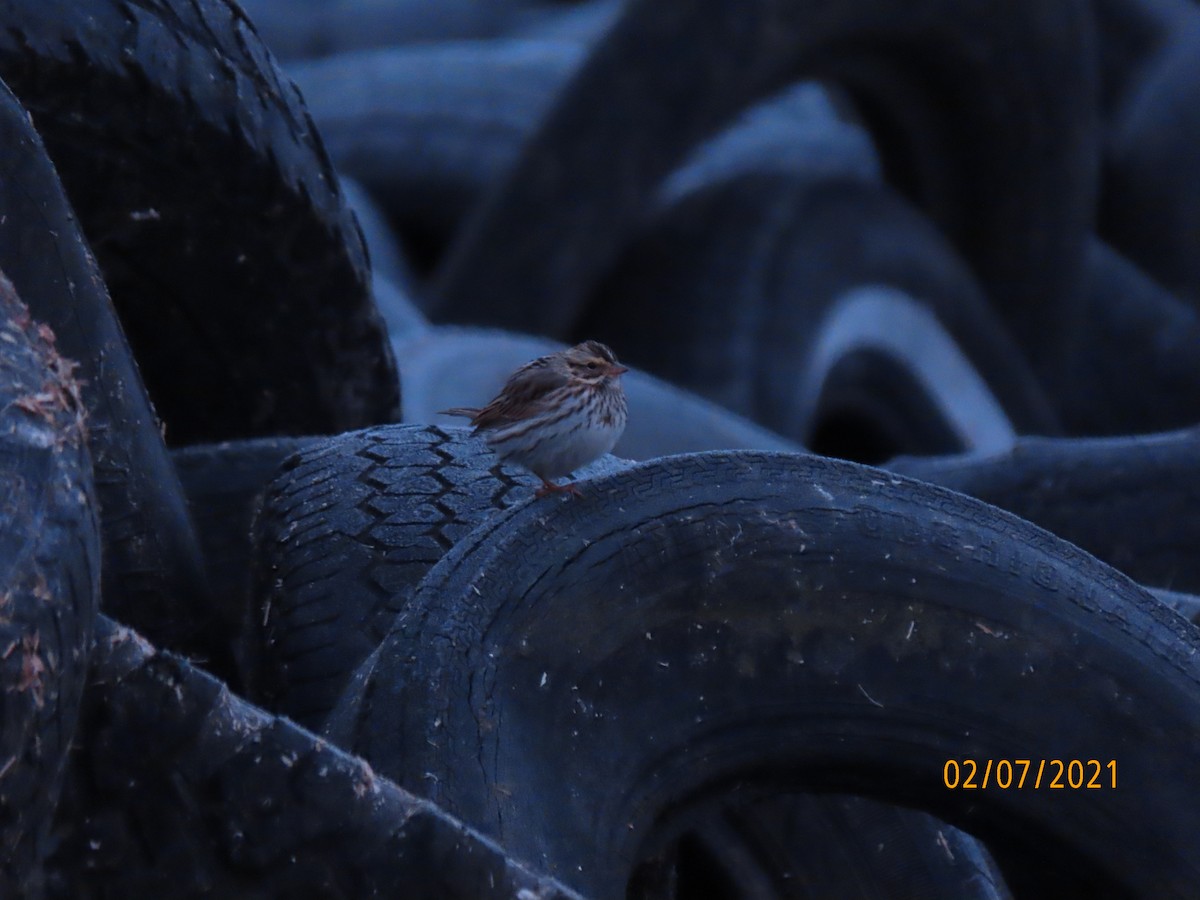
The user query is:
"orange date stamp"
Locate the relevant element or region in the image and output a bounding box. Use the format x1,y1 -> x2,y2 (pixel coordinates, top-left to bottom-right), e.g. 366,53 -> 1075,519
943,759 -> 1116,790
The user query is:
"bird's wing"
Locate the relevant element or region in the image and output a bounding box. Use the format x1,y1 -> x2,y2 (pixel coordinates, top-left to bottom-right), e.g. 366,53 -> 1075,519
469,357 -> 564,429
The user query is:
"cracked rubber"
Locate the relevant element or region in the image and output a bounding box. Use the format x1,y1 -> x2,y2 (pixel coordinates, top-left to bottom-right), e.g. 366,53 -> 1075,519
0,272 -> 99,896
248,424 -> 631,728
0,0 -> 398,444
432,0 -> 1099,374
0,75 -> 216,666
326,451 -> 1200,899
44,616 -> 581,900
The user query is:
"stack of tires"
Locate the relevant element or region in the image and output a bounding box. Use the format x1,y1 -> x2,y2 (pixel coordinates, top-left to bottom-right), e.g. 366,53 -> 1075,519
1,0 -> 1198,897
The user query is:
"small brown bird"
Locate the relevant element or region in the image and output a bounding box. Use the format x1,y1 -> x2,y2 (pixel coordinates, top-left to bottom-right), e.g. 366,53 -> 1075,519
442,340 -> 628,497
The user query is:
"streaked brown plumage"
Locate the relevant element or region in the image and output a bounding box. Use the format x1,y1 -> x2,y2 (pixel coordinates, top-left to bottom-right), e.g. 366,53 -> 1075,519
442,341 -> 628,497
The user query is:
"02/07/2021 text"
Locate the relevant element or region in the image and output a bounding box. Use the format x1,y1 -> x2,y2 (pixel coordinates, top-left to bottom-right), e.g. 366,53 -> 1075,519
943,758 -> 1116,790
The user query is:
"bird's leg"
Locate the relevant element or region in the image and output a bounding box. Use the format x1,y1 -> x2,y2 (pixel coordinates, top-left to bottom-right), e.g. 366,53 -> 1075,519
535,477 -> 583,498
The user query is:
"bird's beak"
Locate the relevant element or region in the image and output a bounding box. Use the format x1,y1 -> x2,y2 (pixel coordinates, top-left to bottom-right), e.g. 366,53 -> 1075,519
607,363 -> 629,377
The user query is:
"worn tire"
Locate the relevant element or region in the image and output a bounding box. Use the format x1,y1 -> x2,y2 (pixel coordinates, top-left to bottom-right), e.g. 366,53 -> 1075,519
248,424 -> 631,727
375,277 -> 432,343
238,0 -> 528,60
508,0 -> 623,44
1091,0 -> 1192,114
1051,239 -> 1200,436
327,452 -> 1200,898
0,0 -> 398,443
0,75 -> 215,662
0,273 -> 99,895
628,793 -> 1009,900
288,40 -> 583,272
338,176 -> 417,296
581,174 -> 1056,457
44,617 -> 580,900
172,437 -> 317,683
1101,16 -> 1200,308
262,424 -> 1005,897
887,427 -> 1200,599
433,0 -> 1099,373
660,81 -> 882,208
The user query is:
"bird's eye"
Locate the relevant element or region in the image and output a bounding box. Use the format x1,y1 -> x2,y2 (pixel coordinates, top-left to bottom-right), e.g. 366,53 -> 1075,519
586,361 -> 600,370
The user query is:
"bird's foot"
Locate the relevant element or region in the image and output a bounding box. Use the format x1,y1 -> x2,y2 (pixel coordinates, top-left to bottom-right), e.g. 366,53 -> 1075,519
535,478 -> 583,499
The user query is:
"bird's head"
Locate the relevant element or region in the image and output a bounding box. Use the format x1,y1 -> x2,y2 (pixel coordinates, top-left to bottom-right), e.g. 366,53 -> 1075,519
565,340 -> 628,382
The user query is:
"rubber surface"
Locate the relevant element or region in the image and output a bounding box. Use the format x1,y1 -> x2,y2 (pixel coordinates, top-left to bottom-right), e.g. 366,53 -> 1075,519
375,277 -> 432,343
239,0 -> 529,60
0,74 -> 215,661
339,176 -> 416,296
432,0 -> 1099,372
44,616 -> 581,900
630,792 -> 1010,900
887,427 -> 1200,599
660,81 -> 882,208
262,423 -> 1005,897
581,174 -> 1057,454
288,39 -> 583,270
328,451 -> 1200,898
1053,240 -> 1200,436
0,273 -> 99,896
249,424 -> 632,727
172,437 -> 318,683
0,0 -> 399,443
1101,16 -> 1200,308
1091,0 -> 1192,113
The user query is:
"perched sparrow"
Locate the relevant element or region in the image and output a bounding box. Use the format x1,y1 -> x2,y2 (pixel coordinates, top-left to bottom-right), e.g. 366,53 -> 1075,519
442,340 -> 628,497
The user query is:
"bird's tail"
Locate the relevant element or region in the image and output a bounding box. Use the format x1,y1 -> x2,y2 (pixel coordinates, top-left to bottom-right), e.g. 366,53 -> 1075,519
439,407 -> 480,419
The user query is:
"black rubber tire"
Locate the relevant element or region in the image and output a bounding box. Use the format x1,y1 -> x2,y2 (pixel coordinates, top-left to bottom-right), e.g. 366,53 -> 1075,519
287,40 -> 583,274
172,436 -> 318,683
629,793 -> 1009,900
660,81 -> 883,208
326,452 -> 1200,898
291,41 -> 877,280
0,0 -> 398,444
338,176 -> 417,297
375,277 -> 432,344
0,273 -> 99,895
431,0 -> 1100,372
44,616 -> 580,900
0,75 -> 217,664
580,173 -> 1058,457
887,427 -> 1200,600
396,327 -> 803,459
1091,0 -> 1193,114
1051,239 -> 1200,436
249,424 -> 632,727
238,0 -> 528,61
1101,15 -> 1200,308
1148,588 -> 1200,625
262,422 -> 1004,898
508,0 -> 623,44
